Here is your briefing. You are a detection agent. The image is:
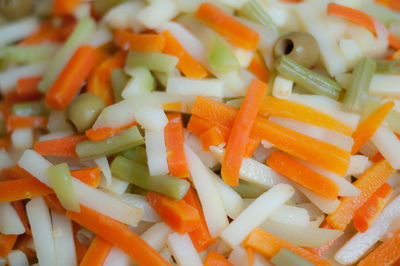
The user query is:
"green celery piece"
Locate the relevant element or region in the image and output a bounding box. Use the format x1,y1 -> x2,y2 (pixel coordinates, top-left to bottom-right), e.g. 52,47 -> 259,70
343,57 -> 376,113
233,181 -> 267,198
93,0 -> 127,15
276,55 -> 342,100
239,0 -> 278,33
376,60 -> 400,74
111,68 -> 129,102
0,43 -> 59,65
126,51 -> 178,74
123,67 -> 155,96
209,37 -> 240,72
270,248 -> 315,266
76,126 -> 144,160
111,156 -> 190,200
38,17 -> 96,93
0,116 -> 5,137
116,146 -> 147,165
12,100 -> 49,116
362,100 -> 400,134
47,163 -> 80,212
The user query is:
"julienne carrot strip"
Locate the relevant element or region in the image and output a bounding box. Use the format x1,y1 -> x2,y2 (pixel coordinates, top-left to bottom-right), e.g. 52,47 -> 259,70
243,228 -> 330,266
351,101 -> 394,154
14,234 -> 36,261
248,54 -> 269,83
87,51 -> 126,106
16,76 -> 42,99
267,152 -> 339,200
0,233 -> 17,257
200,127 -> 225,152
80,236 -> 112,266
161,102 -> 189,113
34,134 -> 87,158
187,115 -> 232,138
258,96 -> 354,136
45,45 -> 97,110
326,159 -> 395,230
85,120 -> 137,142
70,167 -> 101,188
192,96 -> 351,176
327,3 -> 376,35
358,229 -> 400,266
353,183 -> 392,233
183,187 -> 215,252
161,30 -> 209,79
44,194 -> 66,215
243,138 -> 260,158
6,115 -> 48,132
195,2 -> 260,51
0,177 -> 53,202
246,247 -> 255,266
11,201 -> 32,235
146,191 -> 201,234
1,165 -> 35,181
72,223 -> 90,264
221,79 -> 268,186
369,151 -> 384,163
53,0 -> 80,15
203,250 -> 233,266
114,29 -> 166,52
164,113 -> 190,178
66,205 -> 170,266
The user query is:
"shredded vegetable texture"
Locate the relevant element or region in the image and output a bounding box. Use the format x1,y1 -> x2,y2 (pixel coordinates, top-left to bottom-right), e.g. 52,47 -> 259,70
1,0 -> 400,265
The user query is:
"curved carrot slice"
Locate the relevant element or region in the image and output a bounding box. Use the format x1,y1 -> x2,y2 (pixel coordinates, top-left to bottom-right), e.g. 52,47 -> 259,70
80,236 -> 112,266
0,178 -> 53,202
114,29 -> 166,52
85,121 -> 137,142
200,127 -> 225,151
34,135 -> 87,158
70,167 -> 101,188
248,54 -> 269,83
6,115 -> 48,132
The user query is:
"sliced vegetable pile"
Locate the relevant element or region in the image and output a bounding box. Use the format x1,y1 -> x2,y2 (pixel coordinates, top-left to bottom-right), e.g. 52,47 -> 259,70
0,0 -> 400,265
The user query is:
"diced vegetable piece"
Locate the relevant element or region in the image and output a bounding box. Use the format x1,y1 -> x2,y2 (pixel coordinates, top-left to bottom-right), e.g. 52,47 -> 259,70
75,126 -> 144,160
275,56 -> 342,100
126,51 -> 178,74
272,75 -> 293,99
38,17 -> 96,92
111,68 -> 129,103
12,100 -> 49,117
122,67 -> 154,99
167,233 -> 202,266
239,0 -> 278,33
209,37 -> 240,72
116,146 -> 147,165
111,156 -> 190,200
47,163 -> 80,212
343,57 -> 377,113
270,248 -> 314,266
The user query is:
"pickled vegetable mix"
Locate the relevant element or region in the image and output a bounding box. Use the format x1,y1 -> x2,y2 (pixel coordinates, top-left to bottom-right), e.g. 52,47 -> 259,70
1,0 -> 400,265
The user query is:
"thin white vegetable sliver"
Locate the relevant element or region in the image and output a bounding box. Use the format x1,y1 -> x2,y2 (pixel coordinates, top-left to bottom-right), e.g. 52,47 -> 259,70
295,184 -> 340,214
94,156 -> 113,187
51,211 -> 77,266
269,205 -> 310,227
88,27 -> 113,47
140,223 -> 172,252
272,75 -> 293,99
11,128 -> 33,150
137,0 -> 178,29
369,74 -> 400,97
145,130 -> 169,176
0,17 -> 40,47
186,134 -> 218,169
167,77 -> 226,98
211,176 -> 244,219
335,195 -> 400,265
228,246 -> 248,266
167,233 -> 202,266
120,194 -> 160,223
135,107 -> 168,132
104,1 -> 145,33
371,126 -> 400,169
99,177 -> 129,195
184,145 -> 228,237
26,197 -> 56,266
7,250 -> 29,266
18,149 -> 52,186
221,183 -> 294,248
346,155 -> 369,176
103,246 -> 132,266
0,149 -> 13,172
0,202 -> 25,235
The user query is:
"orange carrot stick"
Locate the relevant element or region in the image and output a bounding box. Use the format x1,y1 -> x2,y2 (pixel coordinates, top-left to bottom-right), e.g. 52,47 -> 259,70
353,183 -> 392,233
85,121 -> 137,142
358,229 -> 400,266
326,159 -> 395,230
327,3 -> 376,35
187,115 -> 231,138
195,2 -> 260,51
248,54 -> 269,83
147,191 -> 201,234
53,0 -> 80,15
16,76 -> 42,99
72,223 -> 89,264
246,247 -> 255,266
0,233 -> 17,257
0,177 -> 53,202
46,45 -> 97,110
259,96 -> 354,136
388,32 -> 400,50
34,134 -> 87,158
221,79 -> 268,186
0,138 -> 9,151
87,51 -> 126,106
351,101 -> 394,154
70,167 -> 101,188
161,30 -> 209,79
161,102 -> 189,113
6,115 -> 48,132
243,228 -> 330,266
114,29 -> 166,52
80,236 -> 112,266
203,250 -> 233,266
183,188 -> 215,252
267,152 -> 339,199
243,138 -> 260,158
44,194 -> 66,215
11,201 -> 31,235
66,205 -> 170,266
164,113 -> 189,178
1,165 -> 35,181
200,127 -> 226,151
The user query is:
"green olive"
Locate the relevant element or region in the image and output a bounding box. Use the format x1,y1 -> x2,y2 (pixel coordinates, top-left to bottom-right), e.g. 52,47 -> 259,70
66,93 -> 105,133
0,0 -> 33,20
274,31 -> 319,68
